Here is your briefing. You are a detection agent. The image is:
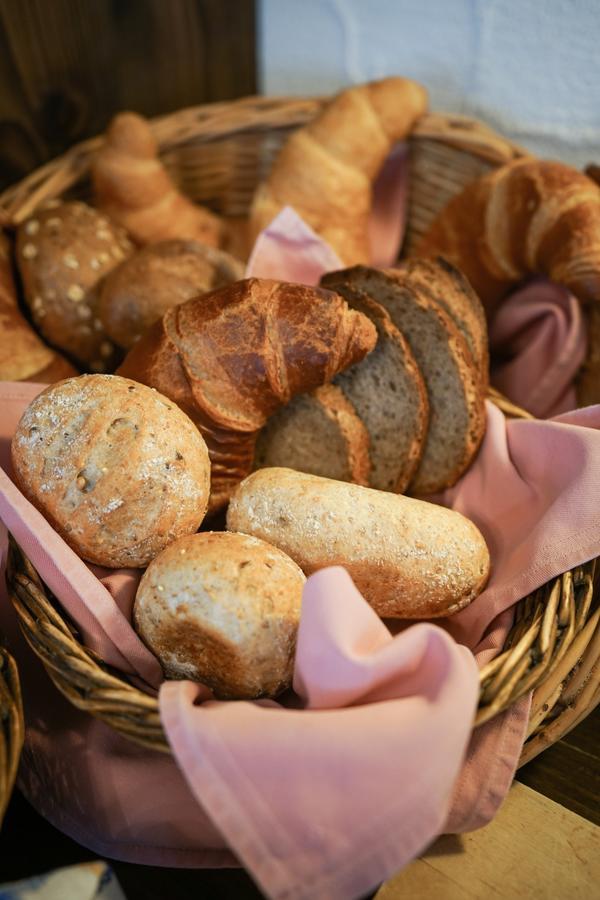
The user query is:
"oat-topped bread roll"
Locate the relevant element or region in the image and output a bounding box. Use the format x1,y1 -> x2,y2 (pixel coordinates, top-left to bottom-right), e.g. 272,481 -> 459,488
92,111 -> 223,247
254,383 -> 371,485
250,77 -> 427,264
134,531 -> 305,699
16,201 -> 133,371
11,374 -> 210,567
394,257 -> 489,384
227,468 -> 490,619
324,267 -> 486,494
0,231 -> 77,382
99,239 -> 244,349
320,281 -> 429,493
118,278 -> 377,511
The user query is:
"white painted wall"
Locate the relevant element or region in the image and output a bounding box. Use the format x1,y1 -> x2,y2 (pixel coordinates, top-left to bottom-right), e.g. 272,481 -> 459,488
258,0 -> 600,166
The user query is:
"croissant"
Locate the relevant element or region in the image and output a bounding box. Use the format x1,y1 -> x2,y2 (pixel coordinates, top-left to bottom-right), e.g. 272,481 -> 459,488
416,158 -> 600,404
0,231 -> 77,383
250,77 -> 428,264
416,158 -> 600,313
91,111 -> 223,247
117,278 -> 377,510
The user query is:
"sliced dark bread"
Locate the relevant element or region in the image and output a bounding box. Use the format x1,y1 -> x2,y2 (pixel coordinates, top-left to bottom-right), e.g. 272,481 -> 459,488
396,256 -> 489,384
254,383 -> 370,485
323,266 -> 486,494
319,283 -> 429,492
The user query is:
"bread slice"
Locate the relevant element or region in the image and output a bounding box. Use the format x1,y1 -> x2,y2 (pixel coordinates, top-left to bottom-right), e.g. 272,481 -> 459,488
254,383 -> 370,485
396,256 -> 489,384
323,266 -> 486,494
319,283 -> 429,492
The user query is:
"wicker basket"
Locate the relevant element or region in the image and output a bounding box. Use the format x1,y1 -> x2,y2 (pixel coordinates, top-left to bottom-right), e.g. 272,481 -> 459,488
0,635 -> 24,824
1,96 -> 600,768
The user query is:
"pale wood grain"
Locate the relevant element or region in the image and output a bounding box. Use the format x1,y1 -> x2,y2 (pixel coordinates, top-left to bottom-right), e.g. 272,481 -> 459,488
377,782 -> 600,899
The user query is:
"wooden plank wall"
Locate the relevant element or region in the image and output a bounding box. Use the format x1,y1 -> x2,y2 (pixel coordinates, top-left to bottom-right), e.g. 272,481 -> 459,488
0,0 -> 256,190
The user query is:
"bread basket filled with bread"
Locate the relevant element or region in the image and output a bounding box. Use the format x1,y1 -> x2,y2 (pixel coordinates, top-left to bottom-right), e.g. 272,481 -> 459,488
1,78 -> 599,894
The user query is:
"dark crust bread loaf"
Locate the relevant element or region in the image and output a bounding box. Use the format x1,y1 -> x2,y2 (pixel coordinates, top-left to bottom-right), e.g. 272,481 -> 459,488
324,266 -> 486,494
134,531 -> 305,699
11,374 -> 211,568
16,201 -> 133,371
99,239 -> 245,348
117,277 -> 377,511
0,231 -> 78,382
321,278 -> 429,492
254,382 -> 371,485
227,467 -> 491,619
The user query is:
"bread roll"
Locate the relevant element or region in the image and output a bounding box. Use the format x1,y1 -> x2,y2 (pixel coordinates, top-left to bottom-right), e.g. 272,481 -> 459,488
11,374 -> 210,567
0,231 -> 77,382
134,531 -> 305,699
99,239 -> 244,348
16,201 -> 133,370
227,468 -> 490,618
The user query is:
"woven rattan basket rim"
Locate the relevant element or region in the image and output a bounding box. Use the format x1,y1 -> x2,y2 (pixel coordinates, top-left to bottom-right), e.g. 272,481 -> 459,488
0,640 -> 24,822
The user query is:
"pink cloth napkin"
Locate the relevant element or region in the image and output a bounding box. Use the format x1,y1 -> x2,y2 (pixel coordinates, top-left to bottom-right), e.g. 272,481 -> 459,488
490,279 -> 587,418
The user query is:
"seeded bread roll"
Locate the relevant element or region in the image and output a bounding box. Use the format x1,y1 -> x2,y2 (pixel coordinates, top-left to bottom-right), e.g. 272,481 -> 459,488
99,239 -> 245,349
227,468 -> 490,618
11,374 -> 210,567
134,531 -> 305,699
254,383 -> 370,484
0,230 -> 78,382
16,201 -> 133,371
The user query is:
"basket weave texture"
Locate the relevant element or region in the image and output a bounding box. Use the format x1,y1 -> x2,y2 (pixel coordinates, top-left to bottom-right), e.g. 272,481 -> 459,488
0,635 -> 24,823
1,96 -> 599,766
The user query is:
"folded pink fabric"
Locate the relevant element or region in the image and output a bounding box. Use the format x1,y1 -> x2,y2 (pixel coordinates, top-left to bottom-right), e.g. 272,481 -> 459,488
490,278 -> 587,418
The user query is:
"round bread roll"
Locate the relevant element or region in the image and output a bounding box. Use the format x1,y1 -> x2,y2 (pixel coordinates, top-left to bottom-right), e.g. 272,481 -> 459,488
16,201 -> 133,371
134,531 -> 305,699
227,467 -> 490,618
11,374 -> 211,567
99,239 -> 245,348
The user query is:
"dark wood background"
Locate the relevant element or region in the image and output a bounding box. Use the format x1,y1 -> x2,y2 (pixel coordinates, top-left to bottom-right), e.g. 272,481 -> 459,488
0,0 -> 256,190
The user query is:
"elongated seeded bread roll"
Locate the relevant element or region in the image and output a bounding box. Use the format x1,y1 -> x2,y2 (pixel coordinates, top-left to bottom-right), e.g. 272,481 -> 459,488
254,383 -> 370,485
227,468 -> 490,618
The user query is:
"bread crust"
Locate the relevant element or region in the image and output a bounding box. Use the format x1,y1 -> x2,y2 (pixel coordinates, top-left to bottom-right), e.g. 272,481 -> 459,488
134,531 -> 305,699
0,231 -> 77,382
117,278 -> 377,510
16,202 -> 133,370
11,374 -> 211,567
227,468 -> 490,619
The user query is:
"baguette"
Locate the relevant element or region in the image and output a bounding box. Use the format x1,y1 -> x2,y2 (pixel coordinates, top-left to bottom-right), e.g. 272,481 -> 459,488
227,468 -> 490,618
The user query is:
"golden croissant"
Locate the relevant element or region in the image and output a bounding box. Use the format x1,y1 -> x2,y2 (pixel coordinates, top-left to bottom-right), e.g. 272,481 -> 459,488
91,111 -> 223,247
416,158 -> 600,405
250,77 -> 428,264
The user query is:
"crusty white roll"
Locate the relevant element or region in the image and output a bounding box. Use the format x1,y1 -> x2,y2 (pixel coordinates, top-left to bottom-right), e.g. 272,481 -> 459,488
11,374 -> 211,567
134,531 -> 305,698
227,467 -> 490,618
